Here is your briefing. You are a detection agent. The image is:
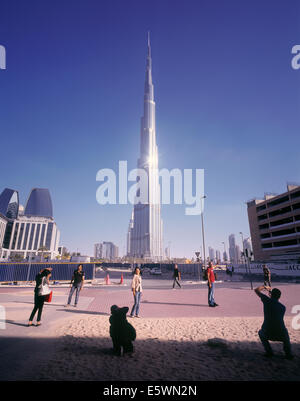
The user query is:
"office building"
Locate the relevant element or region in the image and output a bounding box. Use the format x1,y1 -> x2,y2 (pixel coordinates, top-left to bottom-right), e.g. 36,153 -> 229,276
0,187 -> 60,260
94,241 -> 118,261
228,234 -> 237,263
247,184 -> 300,261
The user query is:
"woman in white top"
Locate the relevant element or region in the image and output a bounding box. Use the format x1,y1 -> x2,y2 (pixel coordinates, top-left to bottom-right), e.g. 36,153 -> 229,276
130,267 -> 142,318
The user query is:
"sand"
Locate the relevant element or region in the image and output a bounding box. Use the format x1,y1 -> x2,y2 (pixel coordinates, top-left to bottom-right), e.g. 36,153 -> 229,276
28,314 -> 300,381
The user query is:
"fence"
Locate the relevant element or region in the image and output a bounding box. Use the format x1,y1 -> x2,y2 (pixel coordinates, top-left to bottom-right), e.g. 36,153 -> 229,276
0,263 -> 95,282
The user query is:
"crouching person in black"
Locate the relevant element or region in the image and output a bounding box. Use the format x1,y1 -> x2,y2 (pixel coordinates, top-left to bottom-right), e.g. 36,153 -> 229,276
109,305 -> 136,356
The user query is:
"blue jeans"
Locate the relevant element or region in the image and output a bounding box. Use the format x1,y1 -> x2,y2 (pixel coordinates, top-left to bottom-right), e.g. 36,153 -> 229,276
131,291 -> 142,316
208,282 -> 215,306
67,283 -> 82,305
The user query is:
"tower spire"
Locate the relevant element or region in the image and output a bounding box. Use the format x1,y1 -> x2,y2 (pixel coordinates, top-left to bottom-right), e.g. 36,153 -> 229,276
147,31 -> 151,56
145,31 -> 153,97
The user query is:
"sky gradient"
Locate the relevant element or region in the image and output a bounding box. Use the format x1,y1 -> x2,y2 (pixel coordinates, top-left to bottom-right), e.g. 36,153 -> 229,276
0,0 -> 300,258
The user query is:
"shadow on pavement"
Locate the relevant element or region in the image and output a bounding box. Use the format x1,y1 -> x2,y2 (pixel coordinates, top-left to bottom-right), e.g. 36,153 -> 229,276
142,300 -> 208,307
0,335 -> 299,381
56,309 -> 109,316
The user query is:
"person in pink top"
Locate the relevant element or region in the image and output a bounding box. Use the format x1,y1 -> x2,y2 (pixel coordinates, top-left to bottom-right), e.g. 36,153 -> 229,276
207,262 -> 219,307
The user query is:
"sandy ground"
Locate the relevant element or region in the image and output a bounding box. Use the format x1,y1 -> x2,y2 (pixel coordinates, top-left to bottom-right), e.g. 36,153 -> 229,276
24,314 -> 300,381
1,284 -> 300,381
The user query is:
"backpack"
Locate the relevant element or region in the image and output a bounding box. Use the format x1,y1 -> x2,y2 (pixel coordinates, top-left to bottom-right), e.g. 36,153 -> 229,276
203,269 -> 208,281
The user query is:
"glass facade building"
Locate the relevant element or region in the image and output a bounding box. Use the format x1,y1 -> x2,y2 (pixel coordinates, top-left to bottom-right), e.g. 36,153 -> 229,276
0,187 -> 60,261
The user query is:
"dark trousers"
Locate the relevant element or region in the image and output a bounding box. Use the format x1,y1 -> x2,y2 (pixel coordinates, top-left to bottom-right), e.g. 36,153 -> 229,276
29,292 -> 45,322
258,328 -> 292,356
173,278 -> 181,288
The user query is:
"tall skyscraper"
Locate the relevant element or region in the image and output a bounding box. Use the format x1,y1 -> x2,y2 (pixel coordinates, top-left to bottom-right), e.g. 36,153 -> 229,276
208,246 -> 215,262
235,244 -> 241,263
128,33 -> 163,261
228,234 -> 237,263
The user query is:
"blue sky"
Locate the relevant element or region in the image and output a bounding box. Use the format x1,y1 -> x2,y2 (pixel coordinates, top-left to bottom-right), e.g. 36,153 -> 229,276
0,0 -> 299,258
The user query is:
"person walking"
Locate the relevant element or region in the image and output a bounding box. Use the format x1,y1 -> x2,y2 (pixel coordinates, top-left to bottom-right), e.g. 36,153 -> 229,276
254,285 -> 293,359
262,265 -> 271,287
172,264 -> 181,289
207,262 -> 218,307
65,264 -> 85,307
28,269 -> 52,326
130,267 -> 142,318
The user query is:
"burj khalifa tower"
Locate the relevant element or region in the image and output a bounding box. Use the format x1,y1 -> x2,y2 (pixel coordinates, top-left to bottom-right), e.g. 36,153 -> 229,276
127,33 -> 163,261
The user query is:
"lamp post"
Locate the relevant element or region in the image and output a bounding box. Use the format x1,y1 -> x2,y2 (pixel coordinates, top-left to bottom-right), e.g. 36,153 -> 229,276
201,195 -> 207,271
195,251 -> 201,281
239,232 -> 246,268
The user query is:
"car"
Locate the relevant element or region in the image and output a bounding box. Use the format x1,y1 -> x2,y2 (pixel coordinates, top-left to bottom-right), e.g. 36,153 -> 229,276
150,268 -> 162,275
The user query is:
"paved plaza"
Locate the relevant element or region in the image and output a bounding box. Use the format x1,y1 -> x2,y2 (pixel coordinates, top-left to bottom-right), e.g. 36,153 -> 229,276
0,274 -> 300,380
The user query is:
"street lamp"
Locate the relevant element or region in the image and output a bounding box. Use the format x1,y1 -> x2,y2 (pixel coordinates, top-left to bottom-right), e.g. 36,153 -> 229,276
201,195 -> 207,271
195,251 -> 201,281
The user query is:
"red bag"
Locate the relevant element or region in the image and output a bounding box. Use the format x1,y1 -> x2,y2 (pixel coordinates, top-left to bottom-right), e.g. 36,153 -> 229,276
45,291 -> 53,303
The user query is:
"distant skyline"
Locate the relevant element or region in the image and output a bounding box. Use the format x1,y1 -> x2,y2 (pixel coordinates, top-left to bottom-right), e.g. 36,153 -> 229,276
0,1 -> 299,258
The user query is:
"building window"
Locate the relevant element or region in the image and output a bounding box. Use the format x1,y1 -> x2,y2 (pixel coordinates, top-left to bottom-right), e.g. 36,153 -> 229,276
267,195 -> 289,208
28,224 -> 35,250
292,202 -> 300,211
46,223 -> 53,249
260,233 -> 271,239
269,206 -> 291,218
290,190 -> 300,199
262,243 -> 273,249
256,205 -> 266,212
259,223 -> 269,230
271,228 -> 296,237
34,224 -> 41,250
22,224 -> 30,250
269,217 -> 293,227
273,239 -> 298,247
3,222 -> 13,249
11,223 -> 19,250
258,214 -> 268,221
17,223 -> 25,249
39,224 -> 46,248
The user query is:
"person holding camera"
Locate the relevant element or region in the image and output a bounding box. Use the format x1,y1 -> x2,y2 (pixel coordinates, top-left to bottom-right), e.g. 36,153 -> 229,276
254,285 -> 293,359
